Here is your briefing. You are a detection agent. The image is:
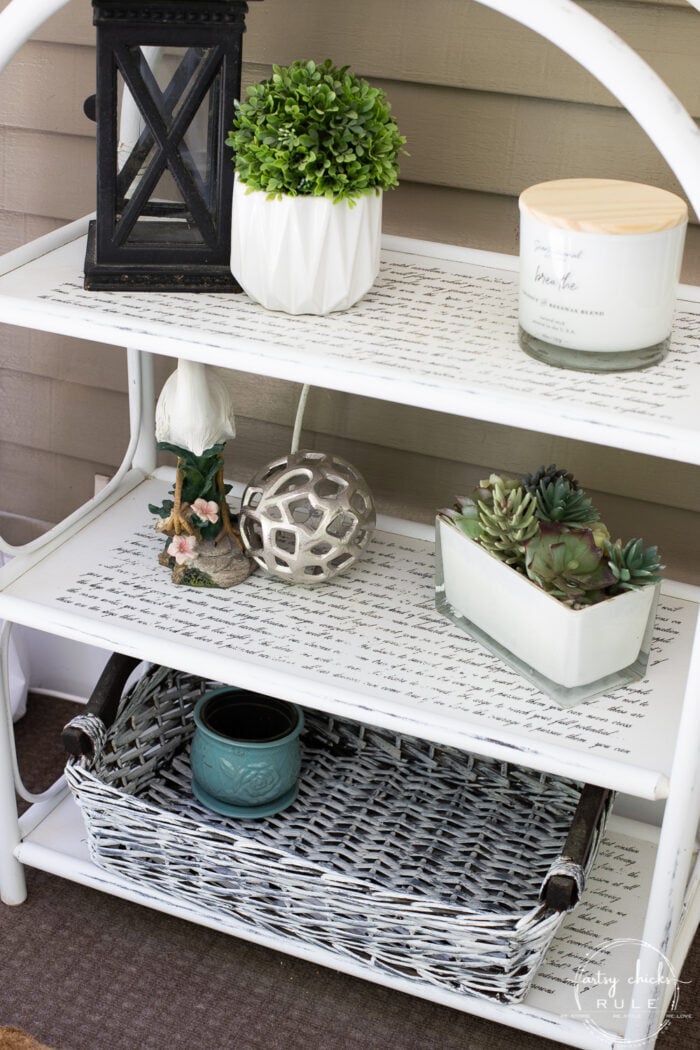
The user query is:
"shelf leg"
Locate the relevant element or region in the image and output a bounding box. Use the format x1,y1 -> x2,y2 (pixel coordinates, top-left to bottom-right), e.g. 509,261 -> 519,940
0,792 -> 25,905
127,347 -> 156,476
0,624 -> 26,905
623,611 -> 700,1046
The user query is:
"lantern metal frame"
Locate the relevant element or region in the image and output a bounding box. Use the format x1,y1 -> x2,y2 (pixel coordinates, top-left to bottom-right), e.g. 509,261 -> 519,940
84,0 -> 253,292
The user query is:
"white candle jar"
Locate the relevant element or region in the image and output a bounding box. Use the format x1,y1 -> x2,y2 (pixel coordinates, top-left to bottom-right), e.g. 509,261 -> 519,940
518,178 -> 687,372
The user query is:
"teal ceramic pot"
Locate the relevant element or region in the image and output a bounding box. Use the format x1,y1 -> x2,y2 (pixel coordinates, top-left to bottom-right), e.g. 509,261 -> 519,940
191,688 -> 304,818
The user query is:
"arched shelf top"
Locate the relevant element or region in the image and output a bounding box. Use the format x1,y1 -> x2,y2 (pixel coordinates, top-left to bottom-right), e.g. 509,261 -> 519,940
0,0 -> 71,75
474,0 -> 700,218
1,0 -> 699,217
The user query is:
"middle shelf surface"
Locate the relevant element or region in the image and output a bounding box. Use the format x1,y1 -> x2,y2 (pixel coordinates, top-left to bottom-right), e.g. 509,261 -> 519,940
1,472 -> 696,800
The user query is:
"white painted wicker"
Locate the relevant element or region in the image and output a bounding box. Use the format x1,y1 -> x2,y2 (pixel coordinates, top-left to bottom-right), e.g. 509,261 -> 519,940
64,664 -> 610,1003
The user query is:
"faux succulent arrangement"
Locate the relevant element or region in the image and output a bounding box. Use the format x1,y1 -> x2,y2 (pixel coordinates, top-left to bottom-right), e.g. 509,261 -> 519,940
440,465 -> 663,608
227,59 -> 406,203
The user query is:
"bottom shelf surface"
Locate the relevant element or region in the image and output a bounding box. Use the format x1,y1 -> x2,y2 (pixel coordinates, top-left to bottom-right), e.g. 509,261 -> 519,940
16,797 -> 690,1050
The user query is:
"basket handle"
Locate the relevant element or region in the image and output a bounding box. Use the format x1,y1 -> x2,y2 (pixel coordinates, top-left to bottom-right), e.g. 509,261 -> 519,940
540,783 -> 612,912
62,653 -> 141,759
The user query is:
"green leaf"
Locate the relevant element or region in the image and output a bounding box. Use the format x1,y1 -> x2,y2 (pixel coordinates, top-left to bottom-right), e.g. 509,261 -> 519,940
148,500 -> 173,519
228,58 -> 407,203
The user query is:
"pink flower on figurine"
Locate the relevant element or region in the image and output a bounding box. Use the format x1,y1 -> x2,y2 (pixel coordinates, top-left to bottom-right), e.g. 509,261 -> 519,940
167,534 -> 198,565
191,498 -> 220,525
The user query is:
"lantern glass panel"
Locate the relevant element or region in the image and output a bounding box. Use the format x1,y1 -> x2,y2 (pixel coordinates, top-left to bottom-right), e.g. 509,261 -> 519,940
114,45 -> 221,249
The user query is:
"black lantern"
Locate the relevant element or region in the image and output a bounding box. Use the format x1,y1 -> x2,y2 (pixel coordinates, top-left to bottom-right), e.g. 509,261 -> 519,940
84,0 -> 255,292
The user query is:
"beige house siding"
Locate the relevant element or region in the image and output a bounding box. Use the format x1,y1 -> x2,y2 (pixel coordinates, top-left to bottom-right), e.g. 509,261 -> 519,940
0,0 -> 699,579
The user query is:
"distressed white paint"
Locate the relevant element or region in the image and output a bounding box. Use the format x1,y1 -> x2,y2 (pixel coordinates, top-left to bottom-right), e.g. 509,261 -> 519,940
0,624 -> 25,903
0,1 -> 698,1047
623,613 -> 700,1045
468,4 -> 700,1046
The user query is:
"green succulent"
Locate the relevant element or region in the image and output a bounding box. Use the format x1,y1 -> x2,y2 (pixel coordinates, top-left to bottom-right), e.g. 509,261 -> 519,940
522,464 -> 579,496
477,476 -> 538,569
439,502 -> 482,540
605,537 -> 664,592
227,59 -> 406,203
469,473 -> 523,512
440,462 -> 661,609
590,521 -> 611,550
535,476 -> 599,527
524,524 -> 616,605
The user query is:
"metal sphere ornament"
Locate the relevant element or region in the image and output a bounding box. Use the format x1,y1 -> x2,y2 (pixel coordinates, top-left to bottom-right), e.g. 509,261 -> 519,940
240,450 -> 376,584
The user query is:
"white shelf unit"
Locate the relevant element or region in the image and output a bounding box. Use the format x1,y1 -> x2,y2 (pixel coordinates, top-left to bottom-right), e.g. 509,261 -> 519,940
0,225 -> 699,1050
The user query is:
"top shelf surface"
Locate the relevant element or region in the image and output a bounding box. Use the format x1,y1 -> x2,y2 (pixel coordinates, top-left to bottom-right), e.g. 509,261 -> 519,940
1,217 -> 700,464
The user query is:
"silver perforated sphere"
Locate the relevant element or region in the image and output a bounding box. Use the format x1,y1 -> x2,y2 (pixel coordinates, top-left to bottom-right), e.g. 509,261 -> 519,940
239,450 -> 376,584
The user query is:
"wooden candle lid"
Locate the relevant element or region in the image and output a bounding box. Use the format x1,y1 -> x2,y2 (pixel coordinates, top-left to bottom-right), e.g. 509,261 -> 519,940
519,178 -> 687,234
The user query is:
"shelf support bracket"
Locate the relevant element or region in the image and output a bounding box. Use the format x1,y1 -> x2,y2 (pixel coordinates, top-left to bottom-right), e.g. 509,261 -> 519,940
127,347 -> 157,476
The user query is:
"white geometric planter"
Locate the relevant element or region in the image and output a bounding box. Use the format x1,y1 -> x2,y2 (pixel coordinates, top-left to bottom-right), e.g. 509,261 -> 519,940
230,176 -> 382,315
435,517 -> 659,708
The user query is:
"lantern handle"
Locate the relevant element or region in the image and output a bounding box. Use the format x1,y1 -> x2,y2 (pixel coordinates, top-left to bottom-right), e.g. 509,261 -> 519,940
84,94 -> 97,123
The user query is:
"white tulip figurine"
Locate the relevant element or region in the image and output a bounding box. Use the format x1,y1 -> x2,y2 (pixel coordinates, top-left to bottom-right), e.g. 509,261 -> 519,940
155,358 -> 236,459
151,359 -> 251,587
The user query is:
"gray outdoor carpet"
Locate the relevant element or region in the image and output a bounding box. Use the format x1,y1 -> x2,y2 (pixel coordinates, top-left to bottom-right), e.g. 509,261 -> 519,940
1,694 -> 697,1050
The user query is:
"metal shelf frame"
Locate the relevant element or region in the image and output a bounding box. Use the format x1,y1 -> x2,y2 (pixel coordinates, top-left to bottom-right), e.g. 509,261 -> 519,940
1,2 -> 700,1047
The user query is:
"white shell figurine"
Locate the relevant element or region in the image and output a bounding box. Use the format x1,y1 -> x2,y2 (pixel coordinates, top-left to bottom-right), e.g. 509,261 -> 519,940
152,359 -> 253,588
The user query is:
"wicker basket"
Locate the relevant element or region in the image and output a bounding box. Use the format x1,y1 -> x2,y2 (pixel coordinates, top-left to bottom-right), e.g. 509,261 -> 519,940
64,661 -> 611,1004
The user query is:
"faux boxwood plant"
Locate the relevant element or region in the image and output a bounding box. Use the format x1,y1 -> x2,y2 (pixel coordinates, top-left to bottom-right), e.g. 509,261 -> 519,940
227,59 -> 406,203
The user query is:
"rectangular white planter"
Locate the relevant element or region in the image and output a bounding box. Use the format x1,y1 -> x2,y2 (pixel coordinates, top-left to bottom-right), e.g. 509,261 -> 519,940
435,517 -> 659,707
